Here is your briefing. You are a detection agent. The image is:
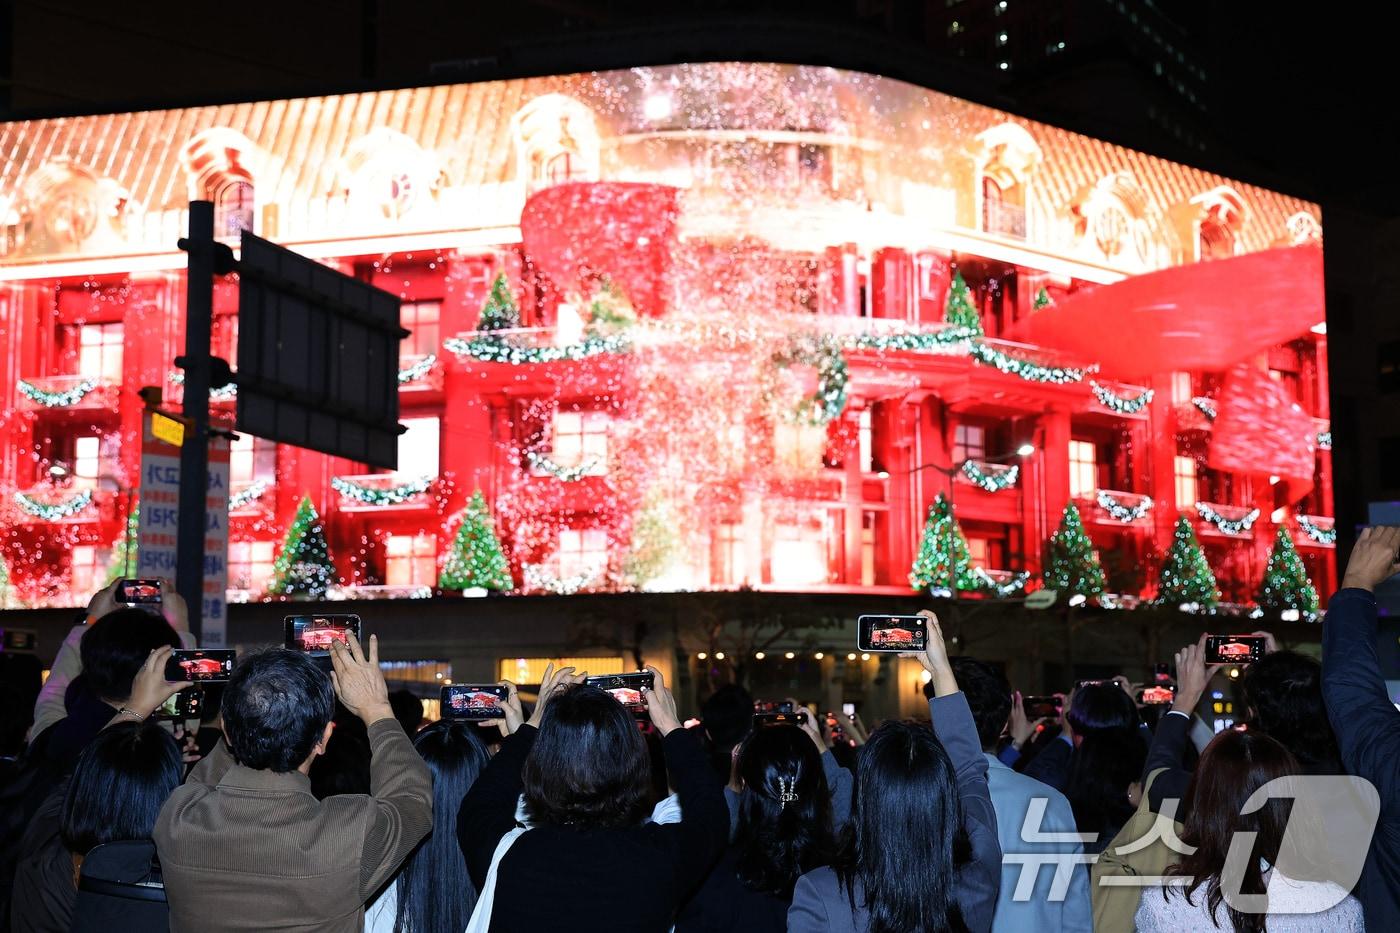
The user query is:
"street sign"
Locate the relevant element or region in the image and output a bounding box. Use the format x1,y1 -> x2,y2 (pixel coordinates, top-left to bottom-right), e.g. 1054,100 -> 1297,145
235,231 -> 407,469
150,410 -> 185,447
137,410 -> 231,646
1025,589 -> 1058,610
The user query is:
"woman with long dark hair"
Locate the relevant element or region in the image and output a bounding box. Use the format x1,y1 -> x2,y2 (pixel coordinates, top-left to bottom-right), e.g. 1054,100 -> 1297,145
1135,728 -> 1363,931
676,718 -> 836,932
365,719 -> 490,933
457,664 -> 728,932
788,612 -> 1000,933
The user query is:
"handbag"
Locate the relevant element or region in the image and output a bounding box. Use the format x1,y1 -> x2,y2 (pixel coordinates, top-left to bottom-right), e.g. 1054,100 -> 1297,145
1090,768 -> 1187,933
463,826 -> 527,933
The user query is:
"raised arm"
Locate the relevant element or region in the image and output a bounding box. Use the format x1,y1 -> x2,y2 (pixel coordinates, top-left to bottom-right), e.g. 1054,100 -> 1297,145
1144,636 -> 1220,812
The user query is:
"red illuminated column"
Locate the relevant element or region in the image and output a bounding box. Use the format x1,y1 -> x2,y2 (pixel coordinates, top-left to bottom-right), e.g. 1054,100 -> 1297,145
1040,408 -> 1072,525
871,248 -> 911,320
822,244 -> 861,317
877,400 -> 916,586
1312,336 -> 1335,595
913,251 -> 952,325
1144,375 -> 1181,560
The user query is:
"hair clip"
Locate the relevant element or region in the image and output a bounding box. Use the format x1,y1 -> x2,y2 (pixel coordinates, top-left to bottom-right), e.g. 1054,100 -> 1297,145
778,776 -> 798,807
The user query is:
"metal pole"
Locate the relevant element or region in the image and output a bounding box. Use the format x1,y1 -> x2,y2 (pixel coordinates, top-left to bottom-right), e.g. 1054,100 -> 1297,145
176,202 -> 215,640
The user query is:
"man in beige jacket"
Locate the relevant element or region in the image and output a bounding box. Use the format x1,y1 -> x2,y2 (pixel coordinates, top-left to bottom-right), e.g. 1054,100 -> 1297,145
155,633 -> 431,932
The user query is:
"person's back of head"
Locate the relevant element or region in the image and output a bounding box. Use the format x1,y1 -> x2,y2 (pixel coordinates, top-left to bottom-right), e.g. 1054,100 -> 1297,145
1067,682 -> 1138,735
79,610 -> 180,703
222,649 -> 335,773
1171,729 -> 1298,933
842,721 -> 963,933
395,720 -> 490,932
522,684 -> 650,830
389,689 -> 424,736
733,724 -> 834,897
61,721 -> 182,854
1063,725 -> 1146,846
702,684 -> 754,750
949,658 -> 1011,753
1240,650 -> 1340,774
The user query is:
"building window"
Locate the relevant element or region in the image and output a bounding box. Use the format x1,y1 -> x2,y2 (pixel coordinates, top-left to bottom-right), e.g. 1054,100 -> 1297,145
386,533 -> 436,586
230,434 -> 277,485
1170,371 -> 1193,405
558,528 -> 608,581
774,421 -> 826,472
228,540 -> 276,593
500,656 -> 623,685
398,417 -> 441,477
981,177 -> 1026,238
71,545 -> 108,599
549,410 -> 608,475
77,323 -> 123,382
953,424 -> 987,463
1198,217 -> 1235,260
1069,439 -> 1097,498
400,300 -> 441,359
1175,455 -> 1198,507
73,435 -> 101,483
214,180 -> 254,237
714,521 -> 746,585
770,518 -> 828,587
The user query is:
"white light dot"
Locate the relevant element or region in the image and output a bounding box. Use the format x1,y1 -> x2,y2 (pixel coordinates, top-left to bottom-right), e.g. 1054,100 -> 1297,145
814,652 -> 825,660
755,651 -> 766,660
847,653 -> 857,661
861,653 -> 871,661
642,93 -> 674,121
697,652 -> 708,660
715,652 -> 725,660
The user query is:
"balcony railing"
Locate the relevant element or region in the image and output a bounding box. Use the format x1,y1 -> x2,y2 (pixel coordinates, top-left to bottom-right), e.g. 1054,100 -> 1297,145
397,353 -> 444,392
983,201 -> 1027,239
16,375 -> 119,413
331,474 -> 435,512
1294,514 -> 1336,548
1083,489 -> 1154,527
1194,501 -> 1261,539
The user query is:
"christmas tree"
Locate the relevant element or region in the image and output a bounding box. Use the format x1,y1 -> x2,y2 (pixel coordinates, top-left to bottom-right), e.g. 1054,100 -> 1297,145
944,270 -> 983,337
1033,286 -> 1053,310
1154,515 -> 1220,609
1255,525 -> 1319,616
475,273 -> 521,333
1043,502 -> 1108,602
104,505 -> 140,586
584,276 -> 636,338
268,496 -> 336,598
438,490 -> 513,592
910,493 -> 980,594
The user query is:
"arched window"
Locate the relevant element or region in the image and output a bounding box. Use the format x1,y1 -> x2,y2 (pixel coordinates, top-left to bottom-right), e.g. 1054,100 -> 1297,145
1198,216 -> 1235,260
214,179 -> 255,237
972,123 -> 1041,240
512,95 -> 601,193
981,177 -> 1004,233
1184,186 -> 1247,262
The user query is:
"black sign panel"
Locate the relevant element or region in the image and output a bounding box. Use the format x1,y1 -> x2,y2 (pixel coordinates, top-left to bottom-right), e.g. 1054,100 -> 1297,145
235,233 -> 406,468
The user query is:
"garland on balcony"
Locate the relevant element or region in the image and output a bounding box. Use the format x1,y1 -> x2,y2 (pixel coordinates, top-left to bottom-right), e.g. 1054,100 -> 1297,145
169,372 -> 237,399
1316,429 -> 1331,451
961,460 -> 1019,492
525,450 -> 597,482
1192,397 -> 1218,420
523,564 -> 597,595
771,335 -> 848,425
1096,490 -> 1154,523
1297,515 -> 1337,545
330,474 -> 432,506
15,489 -> 93,520
1090,381 -> 1155,415
229,479 -> 269,510
397,354 -> 437,385
1195,502 -> 1261,536
17,378 -> 99,408
847,326 -> 1091,385
847,325 -> 978,353
965,341 -> 1094,384
973,568 -> 1030,597
443,333 -> 630,364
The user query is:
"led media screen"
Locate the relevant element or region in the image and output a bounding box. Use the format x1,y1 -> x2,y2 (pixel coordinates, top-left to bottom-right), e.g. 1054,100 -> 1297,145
0,63 -> 1331,609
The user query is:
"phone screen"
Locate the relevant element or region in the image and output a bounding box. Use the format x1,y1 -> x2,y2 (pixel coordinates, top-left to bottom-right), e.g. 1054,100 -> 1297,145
1204,635 -> 1266,665
441,684 -> 509,721
116,578 -> 162,606
165,649 -> 236,683
1022,695 -> 1062,719
585,672 -> 654,710
284,615 -> 361,656
755,710 -> 808,726
156,688 -> 203,720
856,615 -> 928,652
1137,685 -> 1177,705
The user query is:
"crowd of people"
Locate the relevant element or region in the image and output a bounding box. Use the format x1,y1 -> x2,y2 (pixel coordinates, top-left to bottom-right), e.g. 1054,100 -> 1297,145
0,525 -> 1397,932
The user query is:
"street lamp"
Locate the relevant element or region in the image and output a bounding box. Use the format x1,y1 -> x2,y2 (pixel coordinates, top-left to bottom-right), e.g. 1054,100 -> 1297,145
48,461 -> 136,577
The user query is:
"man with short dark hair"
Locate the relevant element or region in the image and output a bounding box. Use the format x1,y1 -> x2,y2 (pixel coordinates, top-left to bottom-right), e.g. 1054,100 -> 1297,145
950,658 -> 1092,933
154,634 -> 431,932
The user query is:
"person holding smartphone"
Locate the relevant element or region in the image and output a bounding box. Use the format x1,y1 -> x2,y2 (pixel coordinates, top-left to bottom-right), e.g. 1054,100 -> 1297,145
787,611 -> 1001,933
456,664 -> 728,932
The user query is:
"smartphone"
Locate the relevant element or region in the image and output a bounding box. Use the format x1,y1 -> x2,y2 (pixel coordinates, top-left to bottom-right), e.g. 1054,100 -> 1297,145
0,628 -> 37,652
116,578 -> 162,606
754,700 -> 796,715
585,672 -> 654,711
165,649 -> 236,683
755,710 -> 809,726
841,702 -> 855,717
1022,695 -> 1062,719
441,684 -> 510,721
1137,684 -> 1178,705
856,614 -> 928,652
1204,635 -> 1267,665
156,688 -> 203,721
284,614 -> 361,656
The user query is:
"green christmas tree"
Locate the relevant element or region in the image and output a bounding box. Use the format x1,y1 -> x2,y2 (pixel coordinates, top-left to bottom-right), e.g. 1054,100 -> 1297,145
1033,286 -> 1053,310
944,270 -> 983,337
584,276 -> 636,338
1043,502 -> 1108,602
1255,525 -> 1319,616
910,493 -> 981,594
104,505 -> 140,586
475,273 -> 521,333
1154,515 -> 1220,609
438,490 -> 513,592
268,496 -> 336,598
622,491 -> 678,590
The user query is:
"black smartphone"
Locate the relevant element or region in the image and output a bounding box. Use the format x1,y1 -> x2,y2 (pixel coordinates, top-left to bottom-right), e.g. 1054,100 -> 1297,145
754,700 -> 796,715
1136,684 -> 1178,705
441,684 -> 510,721
284,615 -> 362,656
856,614 -> 928,652
1022,695 -> 1062,719
1204,635 -> 1266,665
165,649 -> 236,683
0,628 -> 37,652
585,672 -> 654,711
156,687 -> 203,721
755,710 -> 809,726
116,578 -> 162,606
